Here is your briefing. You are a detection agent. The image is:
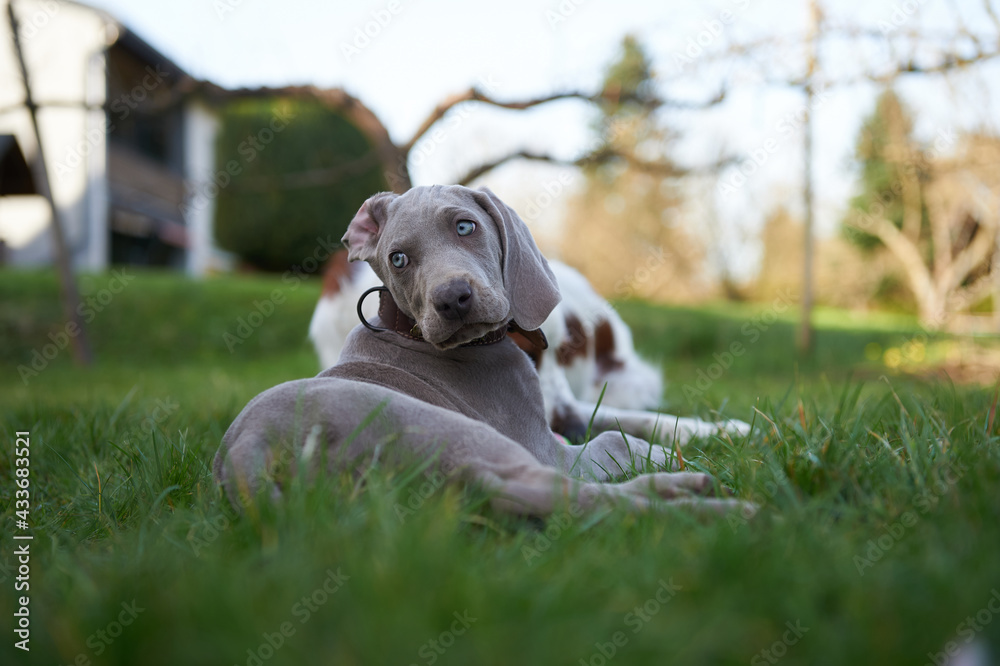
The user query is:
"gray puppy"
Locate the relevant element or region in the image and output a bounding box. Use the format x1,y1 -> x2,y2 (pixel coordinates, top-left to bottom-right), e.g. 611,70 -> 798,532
214,185 -> 746,516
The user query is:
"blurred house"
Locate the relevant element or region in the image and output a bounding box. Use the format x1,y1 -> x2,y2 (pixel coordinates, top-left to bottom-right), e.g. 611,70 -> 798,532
0,0 -> 225,274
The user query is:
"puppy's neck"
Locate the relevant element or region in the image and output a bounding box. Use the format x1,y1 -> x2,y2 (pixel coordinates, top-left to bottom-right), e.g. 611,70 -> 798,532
377,290 -> 507,347
364,289 -> 548,354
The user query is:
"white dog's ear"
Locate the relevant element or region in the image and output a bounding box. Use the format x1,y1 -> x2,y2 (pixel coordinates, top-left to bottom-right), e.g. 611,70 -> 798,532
471,187 -> 561,330
342,192 -> 396,262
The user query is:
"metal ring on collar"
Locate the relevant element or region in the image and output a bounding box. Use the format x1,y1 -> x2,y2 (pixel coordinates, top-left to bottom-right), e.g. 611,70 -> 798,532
357,285 -> 391,333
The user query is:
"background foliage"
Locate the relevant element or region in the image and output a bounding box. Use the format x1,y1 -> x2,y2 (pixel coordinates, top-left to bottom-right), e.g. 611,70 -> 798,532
213,98 -> 387,272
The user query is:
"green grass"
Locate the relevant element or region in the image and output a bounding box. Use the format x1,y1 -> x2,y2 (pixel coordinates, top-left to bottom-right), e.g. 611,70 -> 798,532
1,269 -> 999,666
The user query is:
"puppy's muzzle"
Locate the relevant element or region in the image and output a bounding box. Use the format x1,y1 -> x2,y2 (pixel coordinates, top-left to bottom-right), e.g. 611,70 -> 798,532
433,279 -> 474,321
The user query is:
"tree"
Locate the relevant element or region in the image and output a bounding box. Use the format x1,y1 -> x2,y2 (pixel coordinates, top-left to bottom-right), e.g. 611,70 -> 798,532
6,0 -> 91,364
843,89 -> 927,252
754,206 -> 803,300
559,36 -> 711,302
844,91 -> 999,328
207,39 -> 726,275
213,98 -> 388,272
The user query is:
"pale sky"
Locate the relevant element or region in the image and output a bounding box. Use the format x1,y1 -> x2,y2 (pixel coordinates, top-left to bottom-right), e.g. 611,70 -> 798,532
78,0 -> 1000,278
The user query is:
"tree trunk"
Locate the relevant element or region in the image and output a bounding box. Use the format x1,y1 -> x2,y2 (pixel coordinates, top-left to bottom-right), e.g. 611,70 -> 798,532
798,0 -> 821,355
7,0 -> 92,365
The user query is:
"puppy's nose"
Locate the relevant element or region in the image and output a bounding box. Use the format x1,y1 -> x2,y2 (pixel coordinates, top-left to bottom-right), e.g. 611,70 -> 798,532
432,279 -> 473,320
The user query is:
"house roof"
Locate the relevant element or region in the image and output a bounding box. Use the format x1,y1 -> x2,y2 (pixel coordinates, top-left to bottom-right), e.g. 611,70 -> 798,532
114,26 -> 190,83
67,1 -> 390,147
66,0 -> 192,82
68,1 -> 391,144
45,2 -> 406,193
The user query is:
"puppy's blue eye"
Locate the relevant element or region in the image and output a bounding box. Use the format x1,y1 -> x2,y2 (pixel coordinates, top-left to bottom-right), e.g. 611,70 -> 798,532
456,220 -> 476,236
390,252 -> 408,269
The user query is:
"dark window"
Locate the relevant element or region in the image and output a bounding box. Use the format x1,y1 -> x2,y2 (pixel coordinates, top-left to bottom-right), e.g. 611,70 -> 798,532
105,42 -> 182,171
0,135 -> 37,195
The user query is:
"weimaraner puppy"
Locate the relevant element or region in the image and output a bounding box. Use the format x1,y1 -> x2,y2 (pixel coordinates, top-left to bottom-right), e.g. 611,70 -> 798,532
214,185 -> 749,516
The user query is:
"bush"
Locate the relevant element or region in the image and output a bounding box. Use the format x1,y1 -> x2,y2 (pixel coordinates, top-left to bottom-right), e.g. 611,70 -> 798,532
213,98 -> 387,272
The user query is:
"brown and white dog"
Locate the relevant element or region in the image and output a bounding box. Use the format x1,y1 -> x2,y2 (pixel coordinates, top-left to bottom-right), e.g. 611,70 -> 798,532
310,249 -> 744,444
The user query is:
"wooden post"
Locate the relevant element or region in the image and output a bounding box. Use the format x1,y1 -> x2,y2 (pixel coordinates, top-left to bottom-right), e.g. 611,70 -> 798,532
7,0 -> 93,365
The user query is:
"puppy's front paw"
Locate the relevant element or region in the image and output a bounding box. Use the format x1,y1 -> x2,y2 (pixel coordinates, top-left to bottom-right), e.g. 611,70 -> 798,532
645,471 -> 716,499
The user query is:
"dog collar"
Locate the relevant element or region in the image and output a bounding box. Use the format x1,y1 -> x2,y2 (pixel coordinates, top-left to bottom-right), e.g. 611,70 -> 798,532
356,286 -> 547,351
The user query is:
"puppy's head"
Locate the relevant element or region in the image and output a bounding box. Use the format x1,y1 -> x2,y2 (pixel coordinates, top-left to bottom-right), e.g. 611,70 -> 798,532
342,185 -> 560,350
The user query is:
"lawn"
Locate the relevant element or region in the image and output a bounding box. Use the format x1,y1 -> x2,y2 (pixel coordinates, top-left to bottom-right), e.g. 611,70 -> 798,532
1,268 -> 999,666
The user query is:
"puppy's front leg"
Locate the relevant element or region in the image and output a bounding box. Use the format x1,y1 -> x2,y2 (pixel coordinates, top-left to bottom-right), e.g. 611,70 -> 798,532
555,430 -> 673,481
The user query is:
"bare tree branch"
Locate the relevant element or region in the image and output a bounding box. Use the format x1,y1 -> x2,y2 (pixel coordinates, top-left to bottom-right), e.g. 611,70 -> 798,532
453,146 -> 733,186
954,270 -> 997,310
882,126 -> 924,245
984,0 -> 1000,35
678,20 -> 1000,88
403,87 -> 726,156
946,0 -> 983,50
947,221 -> 998,292
455,150 -> 577,186
924,183 -> 956,282
892,47 -> 1000,76
404,90 -> 594,155
212,84 -> 412,192
849,215 -> 935,305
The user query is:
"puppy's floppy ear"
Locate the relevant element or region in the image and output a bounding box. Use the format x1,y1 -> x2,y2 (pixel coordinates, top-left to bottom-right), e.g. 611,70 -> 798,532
471,187 -> 561,330
341,192 -> 396,262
